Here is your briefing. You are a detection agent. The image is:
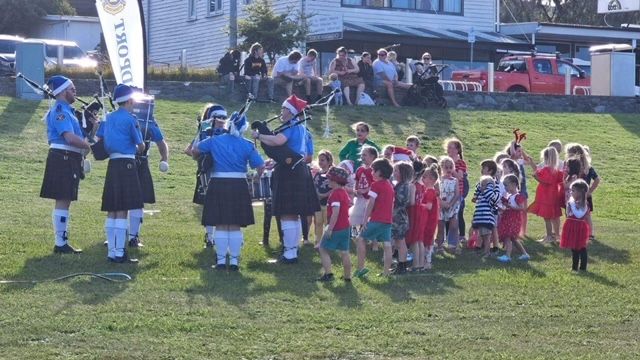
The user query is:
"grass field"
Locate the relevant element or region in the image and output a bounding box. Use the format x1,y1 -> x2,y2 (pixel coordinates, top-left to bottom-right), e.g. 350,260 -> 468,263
0,96 -> 639,359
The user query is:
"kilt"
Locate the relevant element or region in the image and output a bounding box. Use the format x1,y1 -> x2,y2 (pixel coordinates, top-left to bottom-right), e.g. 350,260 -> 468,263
202,177 -> 254,227
40,149 -> 83,201
101,158 -> 144,212
271,163 -> 321,216
137,156 -> 156,204
192,175 -> 206,205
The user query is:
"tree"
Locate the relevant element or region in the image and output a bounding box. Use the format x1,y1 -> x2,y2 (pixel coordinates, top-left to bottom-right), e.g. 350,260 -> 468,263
500,0 -> 640,27
0,0 -> 75,36
237,0 -> 310,63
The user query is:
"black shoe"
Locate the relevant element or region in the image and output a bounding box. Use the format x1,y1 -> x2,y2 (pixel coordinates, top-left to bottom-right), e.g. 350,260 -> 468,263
103,240 -> 108,247
128,236 -> 143,248
107,254 -> 138,263
278,255 -> 298,264
229,264 -> 239,271
317,273 -> 334,282
214,264 -> 227,271
54,243 -> 82,254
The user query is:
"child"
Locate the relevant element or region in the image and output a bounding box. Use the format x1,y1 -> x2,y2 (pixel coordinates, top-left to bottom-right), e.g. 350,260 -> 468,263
382,145 -> 394,162
547,139 -> 564,169
436,156 -> 460,254
563,157 -> 581,205
527,147 -> 563,244
317,166 -> 353,281
444,137 -> 468,246
560,179 -> 591,271
350,146 -> 378,247
471,174 -> 500,257
423,155 -> 438,168
312,150 -> 333,247
355,158 -> 395,277
338,122 -> 380,169
406,162 -> 426,271
328,73 -> 343,106
421,164 -> 440,269
504,139 -> 531,237
565,143 -> 600,241
497,174 -> 530,263
406,135 -> 422,161
391,161 -> 415,274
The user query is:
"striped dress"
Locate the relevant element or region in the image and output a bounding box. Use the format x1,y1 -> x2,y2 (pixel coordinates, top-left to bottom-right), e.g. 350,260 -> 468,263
472,181 -> 501,230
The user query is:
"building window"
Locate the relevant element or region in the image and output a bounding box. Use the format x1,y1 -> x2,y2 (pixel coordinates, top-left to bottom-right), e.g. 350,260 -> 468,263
342,0 -> 461,14
208,0 -> 223,15
188,0 -> 197,20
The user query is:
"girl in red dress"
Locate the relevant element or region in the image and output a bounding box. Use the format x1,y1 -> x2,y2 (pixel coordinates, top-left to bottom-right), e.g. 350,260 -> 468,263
421,164 -> 440,270
406,162 -> 426,271
560,180 -> 591,271
527,147 -> 563,244
497,174 -> 530,263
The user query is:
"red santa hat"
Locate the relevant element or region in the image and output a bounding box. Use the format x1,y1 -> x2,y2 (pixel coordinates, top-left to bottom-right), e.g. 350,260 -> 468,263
392,146 -> 414,162
282,95 -> 307,116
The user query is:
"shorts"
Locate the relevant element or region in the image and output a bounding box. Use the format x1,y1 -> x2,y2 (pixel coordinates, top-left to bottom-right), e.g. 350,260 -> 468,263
361,221 -> 392,242
320,228 -> 351,251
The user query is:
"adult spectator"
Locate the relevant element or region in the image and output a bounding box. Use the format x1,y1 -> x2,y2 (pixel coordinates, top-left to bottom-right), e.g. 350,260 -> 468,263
242,42 -> 275,102
328,46 -> 365,106
273,51 -> 305,98
373,48 -> 411,107
357,52 -> 374,92
297,49 -> 324,102
217,49 -> 241,93
413,52 -> 437,83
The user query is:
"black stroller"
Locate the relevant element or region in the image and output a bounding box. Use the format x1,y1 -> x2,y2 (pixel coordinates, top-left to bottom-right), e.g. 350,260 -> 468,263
404,63 -> 448,108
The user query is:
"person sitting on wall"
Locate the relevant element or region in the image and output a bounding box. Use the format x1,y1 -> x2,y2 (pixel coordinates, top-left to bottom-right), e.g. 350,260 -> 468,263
297,49 -> 325,103
357,52 -> 374,92
217,49 -> 241,93
273,50 -> 305,98
328,46 -> 365,106
373,48 -> 411,107
242,42 -> 275,102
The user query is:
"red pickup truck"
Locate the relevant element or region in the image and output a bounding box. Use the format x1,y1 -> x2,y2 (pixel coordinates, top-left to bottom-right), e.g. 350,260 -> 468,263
451,55 -> 590,94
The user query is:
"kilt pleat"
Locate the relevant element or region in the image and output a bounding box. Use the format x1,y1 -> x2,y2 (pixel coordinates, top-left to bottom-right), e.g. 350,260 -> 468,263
137,157 -> 156,204
40,149 -> 83,201
101,158 -> 144,212
202,177 -> 255,227
271,164 -> 321,216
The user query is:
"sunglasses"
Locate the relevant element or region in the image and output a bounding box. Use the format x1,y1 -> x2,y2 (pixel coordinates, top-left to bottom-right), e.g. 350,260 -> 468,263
378,53 -> 387,56
212,116 -> 227,120
423,57 -> 431,60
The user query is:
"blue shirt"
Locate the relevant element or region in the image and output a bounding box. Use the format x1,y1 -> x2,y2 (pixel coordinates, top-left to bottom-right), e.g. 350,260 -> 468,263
305,129 -> 314,156
197,133 -> 264,173
373,59 -> 398,87
137,119 -> 164,143
281,119 -> 307,156
46,100 -> 84,145
97,108 -> 144,155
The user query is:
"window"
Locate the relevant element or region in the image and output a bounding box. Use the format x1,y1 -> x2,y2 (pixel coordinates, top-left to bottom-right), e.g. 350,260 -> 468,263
533,59 -> 553,75
342,0 -> 461,14
208,0 -> 223,15
557,62 -> 581,77
188,0 -> 196,20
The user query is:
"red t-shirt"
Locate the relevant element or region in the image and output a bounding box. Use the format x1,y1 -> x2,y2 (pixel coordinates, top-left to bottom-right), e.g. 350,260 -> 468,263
327,188 -> 351,231
368,179 -> 394,224
455,158 -> 467,195
355,166 -> 374,199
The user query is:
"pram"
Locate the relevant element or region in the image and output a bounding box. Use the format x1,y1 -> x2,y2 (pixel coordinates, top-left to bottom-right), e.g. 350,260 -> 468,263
404,63 -> 448,109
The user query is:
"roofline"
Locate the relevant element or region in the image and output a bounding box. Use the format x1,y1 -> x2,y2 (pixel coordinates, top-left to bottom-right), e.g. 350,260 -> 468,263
42,15 -> 100,23
500,22 -> 640,40
26,38 -> 80,46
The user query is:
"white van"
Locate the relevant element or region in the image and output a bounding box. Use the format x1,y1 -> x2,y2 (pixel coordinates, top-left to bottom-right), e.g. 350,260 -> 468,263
0,34 -> 24,73
28,38 -> 97,69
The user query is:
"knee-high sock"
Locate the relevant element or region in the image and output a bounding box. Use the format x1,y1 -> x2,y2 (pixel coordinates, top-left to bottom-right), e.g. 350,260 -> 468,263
128,208 -> 144,240
228,231 -> 244,265
205,226 -> 215,243
215,230 -> 229,265
281,220 -> 299,259
579,248 -> 588,270
300,216 -> 309,241
571,250 -> 580,270
52,209 -> 69,246
105,218 -> 116,258
114,219 -> 128,257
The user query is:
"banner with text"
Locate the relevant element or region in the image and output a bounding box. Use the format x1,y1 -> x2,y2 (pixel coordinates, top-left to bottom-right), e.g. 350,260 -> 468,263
598,0 -> 640,13
307,15 -> 343,42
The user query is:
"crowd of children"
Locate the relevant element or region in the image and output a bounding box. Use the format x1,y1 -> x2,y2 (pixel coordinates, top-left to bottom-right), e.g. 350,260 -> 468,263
308,123 -> 601,281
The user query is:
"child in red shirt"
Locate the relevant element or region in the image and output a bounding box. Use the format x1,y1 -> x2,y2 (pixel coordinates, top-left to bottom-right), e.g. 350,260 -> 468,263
355,158 -> 395,277
421,164 -> 440,269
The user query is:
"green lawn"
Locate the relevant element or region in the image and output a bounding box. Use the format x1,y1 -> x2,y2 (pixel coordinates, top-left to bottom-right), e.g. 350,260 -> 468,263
0,96 -> 639,359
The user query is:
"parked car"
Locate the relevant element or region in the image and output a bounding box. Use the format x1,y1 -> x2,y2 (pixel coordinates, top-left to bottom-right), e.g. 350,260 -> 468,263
451,54 -> 590,94
0,35 -> 24,74
28,38 -> 97,69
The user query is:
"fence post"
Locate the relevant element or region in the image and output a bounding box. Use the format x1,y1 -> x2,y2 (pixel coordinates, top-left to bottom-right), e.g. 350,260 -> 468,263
487,62 -> 494,92
565,71 -> 571,95
180,49 -> 188,71
405,58 -> 413,84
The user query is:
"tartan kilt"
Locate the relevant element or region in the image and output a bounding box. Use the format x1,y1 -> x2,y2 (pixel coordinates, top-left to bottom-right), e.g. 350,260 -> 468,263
272,164 -> 321,216
137,157 -> 156,204
40,149 -> 83,201
202,177 -> 254,227
101,158 -> 144,212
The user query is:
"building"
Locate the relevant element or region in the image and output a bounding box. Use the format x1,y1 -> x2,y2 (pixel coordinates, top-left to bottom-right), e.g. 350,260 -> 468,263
31,15 -> 102,52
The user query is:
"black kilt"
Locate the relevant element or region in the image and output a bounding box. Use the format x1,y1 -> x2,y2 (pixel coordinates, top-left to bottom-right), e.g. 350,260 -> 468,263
272,164 -> 321,216
202,177 -> 254,227
137,156 -> 155,204
193,175 -> 205,205
40,149 -> 83,201
101,158 -> 144,212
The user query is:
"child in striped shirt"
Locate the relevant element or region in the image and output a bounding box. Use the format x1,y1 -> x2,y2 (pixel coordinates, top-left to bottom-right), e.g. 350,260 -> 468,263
472,161 -> 501,257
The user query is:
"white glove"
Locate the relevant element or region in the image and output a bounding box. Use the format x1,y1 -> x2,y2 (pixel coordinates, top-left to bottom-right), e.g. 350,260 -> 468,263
159,161 -> 169,173
83,159 -> 91,174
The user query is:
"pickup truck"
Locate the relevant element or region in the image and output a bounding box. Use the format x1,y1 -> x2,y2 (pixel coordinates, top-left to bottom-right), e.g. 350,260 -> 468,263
451,55 -> 590,94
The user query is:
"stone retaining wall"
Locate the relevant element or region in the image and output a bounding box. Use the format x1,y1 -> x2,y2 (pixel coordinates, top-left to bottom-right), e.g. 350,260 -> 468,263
2,76 -> 638,113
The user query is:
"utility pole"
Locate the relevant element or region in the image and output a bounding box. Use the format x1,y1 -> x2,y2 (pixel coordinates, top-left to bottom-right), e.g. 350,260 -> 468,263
230,0 -> 237,49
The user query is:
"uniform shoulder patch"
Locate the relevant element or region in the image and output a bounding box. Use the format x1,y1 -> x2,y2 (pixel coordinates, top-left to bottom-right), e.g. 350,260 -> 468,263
56,113 -> 66,121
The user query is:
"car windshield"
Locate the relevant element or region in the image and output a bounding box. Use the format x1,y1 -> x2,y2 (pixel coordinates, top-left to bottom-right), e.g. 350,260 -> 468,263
0,40 -> 18,54
497,60 -> 526,72
45,44 -> 86,59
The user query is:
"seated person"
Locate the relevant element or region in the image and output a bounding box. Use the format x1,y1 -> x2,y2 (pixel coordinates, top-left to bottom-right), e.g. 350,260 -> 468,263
357,52 -> 374,91
388,51 -> 405,82
242,42 -> 275,102
297,49 -> 324,102
373,48 -> 411,107
328,46 -> 365,106
273,51 -> 305,98
217,49 -> 240,92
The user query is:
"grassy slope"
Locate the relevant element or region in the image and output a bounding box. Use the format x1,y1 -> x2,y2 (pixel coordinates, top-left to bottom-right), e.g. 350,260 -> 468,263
0,97 -> 639,359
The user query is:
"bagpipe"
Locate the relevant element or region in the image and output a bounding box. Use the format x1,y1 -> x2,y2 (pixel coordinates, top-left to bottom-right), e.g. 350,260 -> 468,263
16,72 -> 104,139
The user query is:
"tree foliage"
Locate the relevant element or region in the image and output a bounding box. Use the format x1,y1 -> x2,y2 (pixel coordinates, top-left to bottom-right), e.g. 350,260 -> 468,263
237,0 -> 310,63
500,0 -> 640,27
0,0 -> 75,36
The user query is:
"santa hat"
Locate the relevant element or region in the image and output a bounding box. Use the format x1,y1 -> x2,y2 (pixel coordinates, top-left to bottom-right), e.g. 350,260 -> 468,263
113,84 -> 134,103
205,104 -> 227,120
46,75 -> 73,96
392,146 -> 414,162
229,111 -> 248,137
326,166 -> 349,186
282,95 -> 307,116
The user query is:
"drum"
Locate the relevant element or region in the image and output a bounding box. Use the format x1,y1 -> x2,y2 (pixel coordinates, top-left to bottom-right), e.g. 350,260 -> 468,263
248,170 -> 272,201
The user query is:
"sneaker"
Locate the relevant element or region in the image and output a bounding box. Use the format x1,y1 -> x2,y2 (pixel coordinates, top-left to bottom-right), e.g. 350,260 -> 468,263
497,255 -> 511,263
277,255 -> 298,264
518,254 -> 531,261
353,268 -> 369,278
108,254 -> 138,263
128,236 -> 143,248
229,264 -> 239,271
53,243 -> 82,254
317,273 -> 334,282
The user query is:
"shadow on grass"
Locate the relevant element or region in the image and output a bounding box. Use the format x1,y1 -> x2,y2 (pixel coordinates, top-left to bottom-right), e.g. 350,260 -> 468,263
611,114 -> 640,138
588,238 -> 631,265
0,98 -> 40,137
